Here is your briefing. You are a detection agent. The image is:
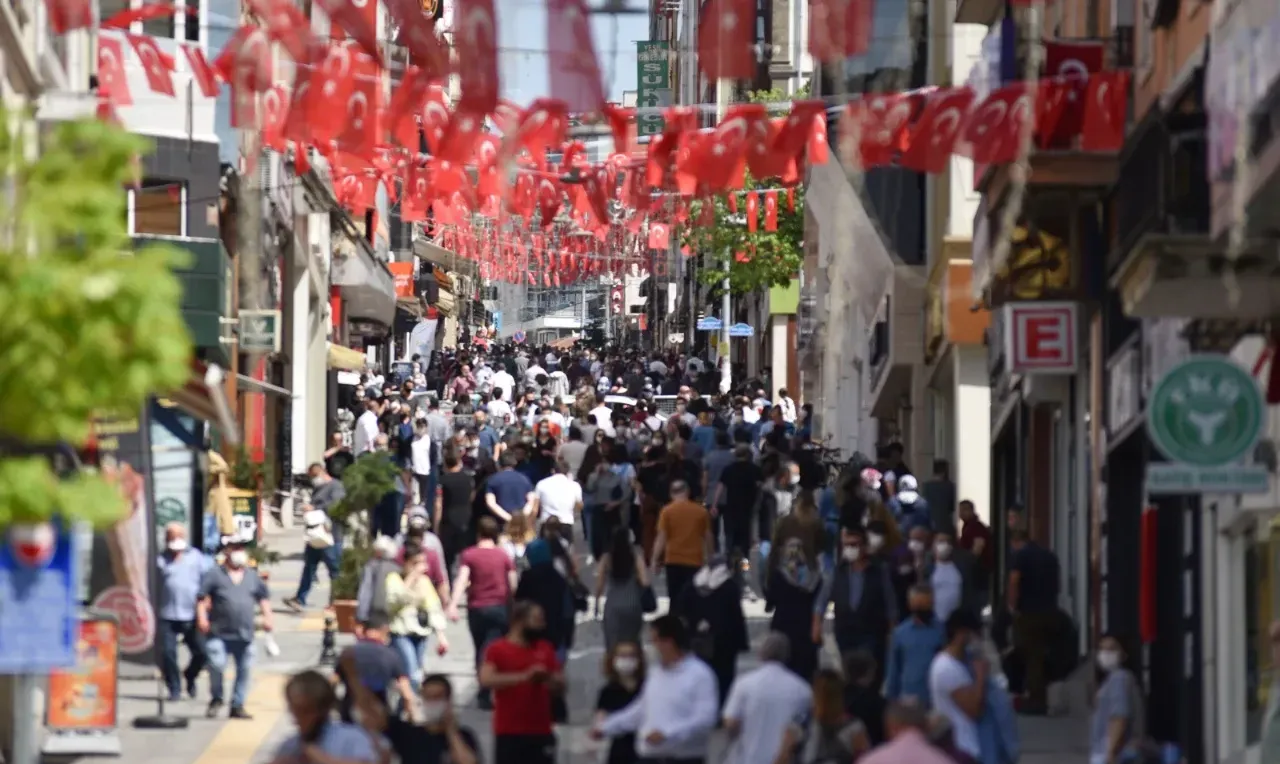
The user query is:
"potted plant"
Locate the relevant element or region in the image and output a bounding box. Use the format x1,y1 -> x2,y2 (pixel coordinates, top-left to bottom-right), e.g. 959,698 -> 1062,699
327,452 -> 400,633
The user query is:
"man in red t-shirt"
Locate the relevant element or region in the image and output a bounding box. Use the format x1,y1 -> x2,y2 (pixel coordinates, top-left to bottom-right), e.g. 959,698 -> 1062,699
957,499 -> 993,602
479,601 -> 564,764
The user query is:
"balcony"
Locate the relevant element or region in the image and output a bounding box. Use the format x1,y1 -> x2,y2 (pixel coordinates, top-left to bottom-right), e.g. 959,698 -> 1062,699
979,31 -> 1132,207
134,234 -> 232,364
1110,108 -> 1279,318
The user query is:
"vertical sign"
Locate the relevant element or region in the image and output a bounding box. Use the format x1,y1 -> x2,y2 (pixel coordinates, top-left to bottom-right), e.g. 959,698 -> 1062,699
636,41 -> 670,138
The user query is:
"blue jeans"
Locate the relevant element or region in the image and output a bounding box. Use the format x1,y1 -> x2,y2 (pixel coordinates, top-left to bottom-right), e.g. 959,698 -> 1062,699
375,490 -> 406,538
159,619 -> 206,697
206,637 -> 255,708
392,634 -> 427,688
295,544 -> 340,606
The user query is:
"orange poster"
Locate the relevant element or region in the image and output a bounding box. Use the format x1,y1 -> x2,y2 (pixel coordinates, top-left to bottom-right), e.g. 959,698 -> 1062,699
389,262 -> 415,298
46,619 -> 119,731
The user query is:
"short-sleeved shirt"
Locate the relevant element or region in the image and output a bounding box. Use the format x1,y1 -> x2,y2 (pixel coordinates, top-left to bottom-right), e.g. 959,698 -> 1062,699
486,470 -> 534,516
1010,542 -> 1060,612
274,722 -> 378,762
928,652 -> 980,758
1091,669 -> 1138,757
658,500 -> 710,567
483,637 -> 561,736
198,566 -> 269,642
341,639 -> 407,694
958,519 -> 993,573
459,546 -> 514,608
157,550 -> 211,621
719,461 -> 763,514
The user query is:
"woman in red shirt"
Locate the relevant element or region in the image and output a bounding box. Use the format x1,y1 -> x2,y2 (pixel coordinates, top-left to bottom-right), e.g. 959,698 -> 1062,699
478,600 -> 564,764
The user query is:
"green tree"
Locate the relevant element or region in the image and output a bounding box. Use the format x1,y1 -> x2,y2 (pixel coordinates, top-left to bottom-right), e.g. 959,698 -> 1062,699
680,88 -> 810,295
0,115 -> 193,530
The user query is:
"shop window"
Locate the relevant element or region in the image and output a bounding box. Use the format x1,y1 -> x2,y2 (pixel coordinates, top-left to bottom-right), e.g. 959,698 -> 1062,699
132,179 -> 185,237
1244,516 -> 1280,744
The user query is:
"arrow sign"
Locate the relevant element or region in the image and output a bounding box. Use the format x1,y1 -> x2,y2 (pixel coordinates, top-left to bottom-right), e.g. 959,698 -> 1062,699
239,310 -> 282,353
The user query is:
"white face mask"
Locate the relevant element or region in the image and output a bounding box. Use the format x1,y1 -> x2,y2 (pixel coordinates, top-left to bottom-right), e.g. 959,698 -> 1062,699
867,533 -> 885,551
613,657 -> 639,676
908,539 -> 926,554
934,542 -> 952,558
1097,650 -> 1121,672
420,700 -> 448,724
228,550 -> 249,567
842,546 -> 861,562
167,538 -> 188,553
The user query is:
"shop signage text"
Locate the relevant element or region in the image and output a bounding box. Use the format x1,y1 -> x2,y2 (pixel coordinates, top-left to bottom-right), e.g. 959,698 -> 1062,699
1003,302 -> 1078,374
636,42 -> 670,138
239,309 -> 281,353
1145,355 -> 1268,494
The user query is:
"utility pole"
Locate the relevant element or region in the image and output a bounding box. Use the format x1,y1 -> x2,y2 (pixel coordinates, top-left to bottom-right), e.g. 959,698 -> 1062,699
716,77 -> 732,395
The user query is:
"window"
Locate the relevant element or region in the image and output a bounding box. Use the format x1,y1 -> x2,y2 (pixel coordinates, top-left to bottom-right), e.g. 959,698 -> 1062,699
132,179 -> 185,236
99,0 -> 127,24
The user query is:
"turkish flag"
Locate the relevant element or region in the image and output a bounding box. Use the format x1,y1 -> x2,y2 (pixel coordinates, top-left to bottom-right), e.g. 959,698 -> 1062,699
697,0 -> 755,80
513,99 -> 569,161
420,84 -> 451,153
808,0 -> 872,63
402,164 -> 431,222
536,174 -> 562,228
962,83 -> 1032,165
808,114 -> 830,164
261,86 -> 290,150
127,33 -> 175,96
386,0 -> 449,76
182,44 -> 221,97
1080,71 -> 1129,152
786,187 -> 795,211
547,0 -> 605,114
213,25 -> 273,92
386,65 -> 431,149
746,191 -> 759,232
435,109 -> 484,163
44,0 -> 93,33
1041,40 -> 1104,148
296,43 -> 356,144
454,0 -> 500,114
245,0 -> 312,64
103,2 -> 188,29
97,37 -> 133,106
336,50 -> 380,159
317,0 -> 380,61
764,190 -> 778,230
901,86 -> 975,173
849,93 -> 913,168
603,103 -> 634,157
648,222 -> 670,249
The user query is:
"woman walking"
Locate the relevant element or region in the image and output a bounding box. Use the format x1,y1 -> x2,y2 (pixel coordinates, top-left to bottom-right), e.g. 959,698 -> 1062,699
593,527 -> 650,651
446,517 -> 517,710
386,547 -> 450,689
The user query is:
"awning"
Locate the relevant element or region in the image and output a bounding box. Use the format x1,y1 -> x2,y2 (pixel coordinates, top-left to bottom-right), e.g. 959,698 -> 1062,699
332,233 -> 397,325
414,237 -> 476,278
236,373 -> 292,397
327,343 -> 368,371
165,360 -> 239,444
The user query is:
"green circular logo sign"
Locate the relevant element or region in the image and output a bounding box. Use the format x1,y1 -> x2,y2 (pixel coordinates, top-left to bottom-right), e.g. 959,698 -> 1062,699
1146,355 -> 1264,466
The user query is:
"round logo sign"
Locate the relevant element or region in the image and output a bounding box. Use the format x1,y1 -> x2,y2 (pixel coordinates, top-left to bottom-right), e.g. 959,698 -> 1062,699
1146,355 -> 1264,467
91,586 -> 156,655
9,522 -> 56,568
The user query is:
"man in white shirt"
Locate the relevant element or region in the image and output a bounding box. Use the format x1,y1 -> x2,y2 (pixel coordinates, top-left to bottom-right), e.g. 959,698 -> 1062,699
592,615 -> 719,761
487,395 -> 513,428
588,394 -> 616,438
930,535 -> 964,622
474,361 -> 494,391
409,421 -> 432,505
533,460 -> 583,529
777,388 -> 797,423
524,361 -> 547,387
490,368 -> 515,402
721,633 -> 811,764
928,609 -> 986,761
353,399 -> 380,455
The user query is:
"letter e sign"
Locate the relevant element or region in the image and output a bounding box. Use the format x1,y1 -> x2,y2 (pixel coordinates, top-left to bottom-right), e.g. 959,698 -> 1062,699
1003,302 -> 1077,374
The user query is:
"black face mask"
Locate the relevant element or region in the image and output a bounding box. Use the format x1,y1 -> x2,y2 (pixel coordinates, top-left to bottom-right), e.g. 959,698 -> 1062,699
300,718 -> 328,744
525,627 -> 547,643
912,608 -> 934,622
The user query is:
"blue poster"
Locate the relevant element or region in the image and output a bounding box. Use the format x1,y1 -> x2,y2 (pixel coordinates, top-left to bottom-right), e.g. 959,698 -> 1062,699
0,521 -> 79,673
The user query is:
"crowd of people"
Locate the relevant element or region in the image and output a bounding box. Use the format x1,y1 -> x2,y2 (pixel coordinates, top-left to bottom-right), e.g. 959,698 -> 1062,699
260,341 -> 1152,764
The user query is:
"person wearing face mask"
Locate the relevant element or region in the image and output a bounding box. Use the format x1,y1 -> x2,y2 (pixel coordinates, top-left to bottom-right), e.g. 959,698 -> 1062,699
927,609 -> 986,761
763,539 -> 823,682
157,522 -> 211,701
1090,635 -> 1143,764
356,673 -> 479,764
267,670 -> 379,764
478,601 -> 565,764
595,641 -> 646,764
812,526 -> 897,671
891,525 -> 934,621
885,584 -> 946,707
721,633 -> 812,764
926,530 -> 980,623
196,536 -> 274,719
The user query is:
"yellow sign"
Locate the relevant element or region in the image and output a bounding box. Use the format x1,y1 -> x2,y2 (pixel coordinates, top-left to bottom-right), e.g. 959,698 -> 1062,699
718,341 -> 730,356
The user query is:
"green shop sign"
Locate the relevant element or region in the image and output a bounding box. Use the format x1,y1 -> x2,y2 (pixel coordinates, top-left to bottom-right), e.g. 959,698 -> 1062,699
636,41 -> 670,138
1145,355 -> 1269,494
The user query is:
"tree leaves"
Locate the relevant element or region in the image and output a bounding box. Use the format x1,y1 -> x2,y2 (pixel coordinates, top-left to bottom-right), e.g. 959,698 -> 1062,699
0,113 -> 192,529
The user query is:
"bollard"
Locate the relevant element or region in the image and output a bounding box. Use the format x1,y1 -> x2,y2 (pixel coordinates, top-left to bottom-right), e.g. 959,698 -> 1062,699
319,612 -> 338,665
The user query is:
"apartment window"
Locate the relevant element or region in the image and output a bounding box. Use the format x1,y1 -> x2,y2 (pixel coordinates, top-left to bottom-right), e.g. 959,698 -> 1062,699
99,0 -> 127,24
132,179 -> 186,237
135,0 -> 198,41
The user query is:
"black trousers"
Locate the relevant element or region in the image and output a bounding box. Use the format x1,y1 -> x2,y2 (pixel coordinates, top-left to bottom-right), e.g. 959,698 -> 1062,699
495,734 -> 556,764
467,604 -> 508,701
159,618 -> 206,697
642,756 -> 705,764
665,564 -> 699,605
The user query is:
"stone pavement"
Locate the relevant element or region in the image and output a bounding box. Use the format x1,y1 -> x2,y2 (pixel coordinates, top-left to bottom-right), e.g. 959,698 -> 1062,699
73,525 -> 1089,764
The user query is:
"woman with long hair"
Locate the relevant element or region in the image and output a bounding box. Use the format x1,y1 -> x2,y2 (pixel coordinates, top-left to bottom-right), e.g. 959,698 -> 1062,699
774,668 -> 870,764
593,526 -> 649,651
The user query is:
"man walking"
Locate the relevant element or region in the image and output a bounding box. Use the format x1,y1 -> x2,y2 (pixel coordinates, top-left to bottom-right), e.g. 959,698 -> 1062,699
157,522 -> 210,700
197,536 -> 274,719
284,463 -> 345,613
653,480 -> 713,603
1007,529 -> 1061,715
